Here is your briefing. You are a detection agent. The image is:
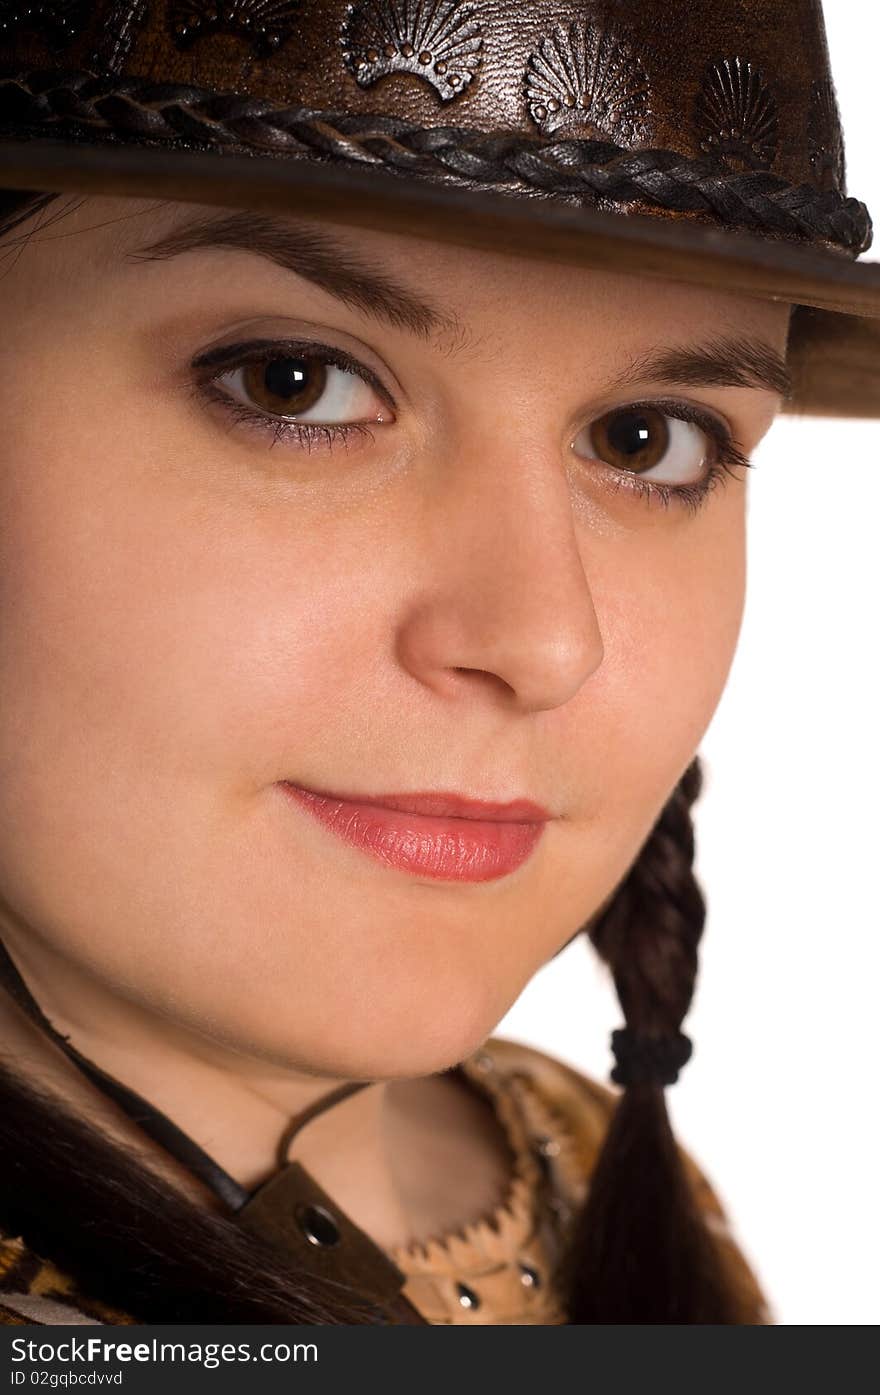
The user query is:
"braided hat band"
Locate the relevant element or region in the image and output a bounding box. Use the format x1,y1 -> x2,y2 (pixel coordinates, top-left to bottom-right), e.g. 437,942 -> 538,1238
0,67 -> 872,257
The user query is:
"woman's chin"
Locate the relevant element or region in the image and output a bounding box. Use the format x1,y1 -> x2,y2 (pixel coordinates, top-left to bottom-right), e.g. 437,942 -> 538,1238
259,992 -> 511,1083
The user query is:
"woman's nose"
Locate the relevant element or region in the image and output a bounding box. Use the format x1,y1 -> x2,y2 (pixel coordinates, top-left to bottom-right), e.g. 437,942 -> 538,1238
396,431 -> 605,713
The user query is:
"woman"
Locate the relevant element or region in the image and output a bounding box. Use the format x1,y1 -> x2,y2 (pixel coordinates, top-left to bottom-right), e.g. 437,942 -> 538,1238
0,0 -> 876,1327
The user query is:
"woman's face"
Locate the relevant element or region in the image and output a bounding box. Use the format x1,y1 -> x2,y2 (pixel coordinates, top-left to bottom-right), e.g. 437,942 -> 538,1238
0,197 -> 789,1079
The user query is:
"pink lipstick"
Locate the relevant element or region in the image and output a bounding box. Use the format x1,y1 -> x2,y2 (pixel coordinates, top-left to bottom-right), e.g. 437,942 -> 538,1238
278,783 -> 550,882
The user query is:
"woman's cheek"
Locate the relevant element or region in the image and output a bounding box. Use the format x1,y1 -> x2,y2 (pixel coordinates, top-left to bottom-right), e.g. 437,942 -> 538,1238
583,514 -> 746,830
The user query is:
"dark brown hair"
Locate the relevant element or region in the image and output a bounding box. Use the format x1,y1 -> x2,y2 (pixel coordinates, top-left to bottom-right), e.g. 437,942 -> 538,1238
0,188 -> 763,1325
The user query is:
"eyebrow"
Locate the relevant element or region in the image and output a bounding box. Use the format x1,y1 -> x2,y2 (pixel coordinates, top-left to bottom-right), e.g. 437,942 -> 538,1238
126,211 -> 792,398
615,334 -> 792,400
125,209 -> 459,343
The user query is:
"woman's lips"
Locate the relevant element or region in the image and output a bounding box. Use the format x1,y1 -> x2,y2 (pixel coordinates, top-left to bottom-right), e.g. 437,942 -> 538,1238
278,783 -> 550,882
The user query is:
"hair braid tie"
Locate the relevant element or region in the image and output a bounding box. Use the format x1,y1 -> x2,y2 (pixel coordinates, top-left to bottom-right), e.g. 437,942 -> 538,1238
610,1026 -> 693,1087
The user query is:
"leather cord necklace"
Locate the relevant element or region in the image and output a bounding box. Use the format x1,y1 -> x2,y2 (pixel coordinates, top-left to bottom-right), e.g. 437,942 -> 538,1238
0,936 -> 427,1324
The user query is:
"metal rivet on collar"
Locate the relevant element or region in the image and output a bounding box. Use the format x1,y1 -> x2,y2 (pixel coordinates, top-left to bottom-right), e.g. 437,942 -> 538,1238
534,1135 -> 561,1159
519,1262 -> 541,1288
295,1202 -> 341,1247
456,1282 -> 480,1309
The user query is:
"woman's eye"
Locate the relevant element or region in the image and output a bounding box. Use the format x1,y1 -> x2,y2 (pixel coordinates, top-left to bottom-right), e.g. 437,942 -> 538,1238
212,351 -> 391,428
574,404 -> 717,486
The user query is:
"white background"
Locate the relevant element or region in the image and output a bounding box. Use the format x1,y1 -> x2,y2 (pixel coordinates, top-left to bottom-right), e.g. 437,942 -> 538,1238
496,4 -> 880,1326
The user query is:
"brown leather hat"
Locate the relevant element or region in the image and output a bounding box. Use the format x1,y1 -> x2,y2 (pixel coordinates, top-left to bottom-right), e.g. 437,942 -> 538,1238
1,0 -> 878,416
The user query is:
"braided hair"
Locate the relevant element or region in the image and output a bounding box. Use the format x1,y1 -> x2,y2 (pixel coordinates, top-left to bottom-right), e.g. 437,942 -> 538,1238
0,189 -> 762,1323
562,756 -> 762,1322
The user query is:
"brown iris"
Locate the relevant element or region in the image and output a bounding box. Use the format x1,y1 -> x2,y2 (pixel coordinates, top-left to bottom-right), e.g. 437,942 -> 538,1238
241,355 -> 327,416
590,405 -> 671,474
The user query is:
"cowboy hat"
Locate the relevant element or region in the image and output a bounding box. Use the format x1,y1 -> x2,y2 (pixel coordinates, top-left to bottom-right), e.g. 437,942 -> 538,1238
0,0 -> 878,416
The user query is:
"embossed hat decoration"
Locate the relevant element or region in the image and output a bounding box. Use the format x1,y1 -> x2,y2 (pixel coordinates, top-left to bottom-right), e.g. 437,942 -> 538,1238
1,0 -> 879,415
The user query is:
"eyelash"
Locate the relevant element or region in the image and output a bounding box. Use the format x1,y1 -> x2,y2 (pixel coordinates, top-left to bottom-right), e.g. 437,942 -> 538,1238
188,338 -> 387,456
594,397 -> 752,517
188,342 -> 752,513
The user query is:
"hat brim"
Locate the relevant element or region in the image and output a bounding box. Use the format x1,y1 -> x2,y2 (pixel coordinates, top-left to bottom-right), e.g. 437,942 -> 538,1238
2,137 -> 879,417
